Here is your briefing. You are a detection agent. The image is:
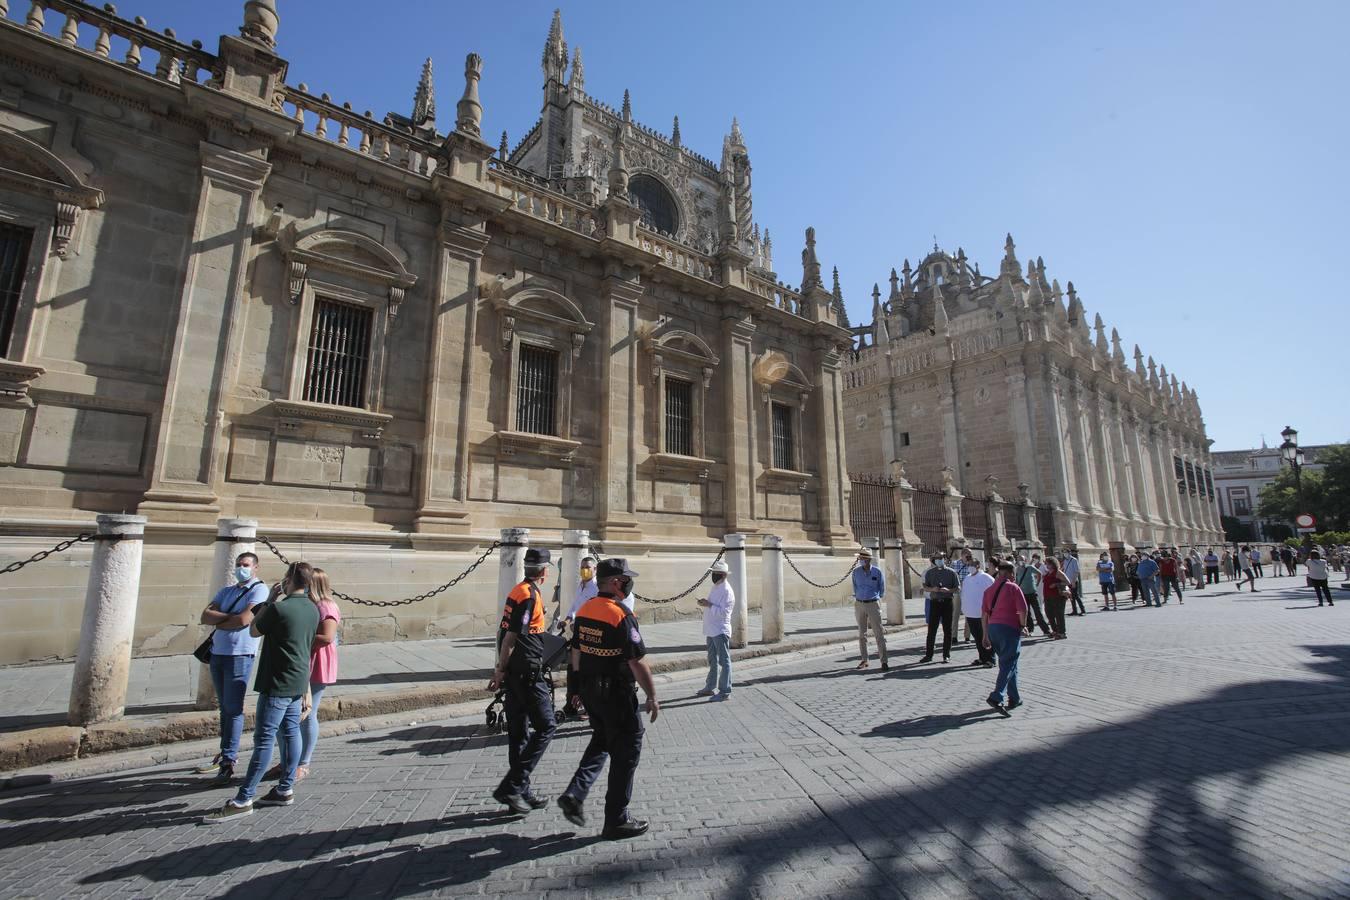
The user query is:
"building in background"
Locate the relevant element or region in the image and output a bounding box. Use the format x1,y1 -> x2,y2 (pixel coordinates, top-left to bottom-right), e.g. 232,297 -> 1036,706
0,5 -> 854,663
840,238 -> 1223,554
1211,443 -> 1330,540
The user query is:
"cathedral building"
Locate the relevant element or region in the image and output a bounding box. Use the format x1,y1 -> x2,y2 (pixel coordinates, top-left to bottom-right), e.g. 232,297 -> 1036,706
841,237 -> 1223,554
0,4 -> 852,663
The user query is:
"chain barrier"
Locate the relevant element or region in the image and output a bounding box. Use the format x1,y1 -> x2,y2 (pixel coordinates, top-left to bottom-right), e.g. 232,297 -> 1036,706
631,548 -> 726,605
906,559 -> 929,580
0,533 -> 97,576
256,536 -> 501,608
780,548 -> 857,589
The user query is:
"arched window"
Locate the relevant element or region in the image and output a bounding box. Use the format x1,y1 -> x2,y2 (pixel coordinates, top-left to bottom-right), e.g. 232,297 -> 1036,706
628,174 -> 679,234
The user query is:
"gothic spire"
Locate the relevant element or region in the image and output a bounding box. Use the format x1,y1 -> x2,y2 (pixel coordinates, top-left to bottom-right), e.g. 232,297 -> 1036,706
1148,356 -> 1159,388
832,267 -> 850,329
671,115 -> 681,149
1094,313 -> 1108,353
621,88 -> 632,122
1001,232 -> 1021,280
567,46 -> 584,92
608,122 -> 630,202
730,116 -> 744,146
498,130 -> 509,161
901,259 -> 913,297
1111,327 -> 1126,364
1025,261 -> 1045,305
801,227 -> 822,292
888,267 -> 900,301
933,295 -> 950,334
412,57 -> 435,128
542,9 -> 567,82
1134,344 -> 1146,377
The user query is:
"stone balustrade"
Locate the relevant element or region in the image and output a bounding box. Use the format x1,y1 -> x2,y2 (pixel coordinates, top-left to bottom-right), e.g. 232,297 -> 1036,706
4,0 -> 217,85
748,272 -> 805,317
283,86 -> 438,176
636,225 -> 720,284
486,163 -> 602,237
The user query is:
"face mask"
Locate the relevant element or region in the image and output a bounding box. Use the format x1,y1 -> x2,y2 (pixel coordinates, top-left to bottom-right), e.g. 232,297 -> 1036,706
711,573 -> 725,584
580,567 -> 594,581
234,566 -> 253,583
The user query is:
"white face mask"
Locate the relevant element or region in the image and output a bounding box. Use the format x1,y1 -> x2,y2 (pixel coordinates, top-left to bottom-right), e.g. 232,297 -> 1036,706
234,566 -> 254,583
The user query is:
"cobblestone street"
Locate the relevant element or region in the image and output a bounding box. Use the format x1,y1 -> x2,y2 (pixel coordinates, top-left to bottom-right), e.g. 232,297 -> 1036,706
3,574 -> 1349,898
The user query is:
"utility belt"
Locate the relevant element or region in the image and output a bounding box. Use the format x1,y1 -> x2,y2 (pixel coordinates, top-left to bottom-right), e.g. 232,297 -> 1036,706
578,673 -> 637,696
506,664 -> 548,682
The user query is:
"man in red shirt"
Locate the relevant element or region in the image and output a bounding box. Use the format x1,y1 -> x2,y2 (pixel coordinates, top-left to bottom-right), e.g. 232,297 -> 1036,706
1159,550 -> 1184,604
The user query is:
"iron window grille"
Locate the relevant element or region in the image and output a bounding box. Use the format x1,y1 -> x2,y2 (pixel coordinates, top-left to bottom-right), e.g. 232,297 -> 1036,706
664,377 -> 694,456
771,402 -> 795,470
0,223 -> 34,358
516,344 -> 559,435
303,297 -> 373,408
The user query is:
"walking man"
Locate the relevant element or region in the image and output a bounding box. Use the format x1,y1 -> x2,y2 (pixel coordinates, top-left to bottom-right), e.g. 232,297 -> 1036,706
558,559 -> 659,839
195,552 -> 270,785
961,559 -> 995,668
920,553 -> 959,663
490,547 -> 556,814
1306,549 -> 1334,606
1236,545 -> 1258,591
851,548 -> 889,670
695,560 -> 734,699
1204,548 -> 1220,585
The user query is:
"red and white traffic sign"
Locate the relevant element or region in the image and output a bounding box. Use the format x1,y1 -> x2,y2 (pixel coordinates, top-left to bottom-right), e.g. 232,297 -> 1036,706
1295,513 -> 1316,529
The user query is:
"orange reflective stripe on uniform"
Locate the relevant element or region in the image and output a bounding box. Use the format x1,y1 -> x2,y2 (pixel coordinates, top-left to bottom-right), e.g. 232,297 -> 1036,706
500,581 -> 545,634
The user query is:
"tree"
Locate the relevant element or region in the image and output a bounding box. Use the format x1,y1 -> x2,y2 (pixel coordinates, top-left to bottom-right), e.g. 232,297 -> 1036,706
1221,515 -> 1252,543
1256,443 -> 1350,532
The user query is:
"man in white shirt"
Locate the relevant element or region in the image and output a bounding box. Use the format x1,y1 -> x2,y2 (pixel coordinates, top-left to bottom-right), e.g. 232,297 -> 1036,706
563,555 -> 599,626
960,559 -> 996,668
695,560 -> 735,700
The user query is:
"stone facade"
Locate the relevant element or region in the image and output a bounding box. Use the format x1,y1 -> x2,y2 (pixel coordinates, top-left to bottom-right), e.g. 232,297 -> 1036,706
1212,444 -> 1330,540
841,237 -> 1224,554
0,4 -> 853,663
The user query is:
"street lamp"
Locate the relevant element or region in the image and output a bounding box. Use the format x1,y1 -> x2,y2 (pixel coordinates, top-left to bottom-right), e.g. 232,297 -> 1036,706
1279,425 -> 1304,538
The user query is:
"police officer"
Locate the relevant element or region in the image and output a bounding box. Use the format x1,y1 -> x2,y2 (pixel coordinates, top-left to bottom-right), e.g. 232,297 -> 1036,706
556,558 -> 659,839
488,547 -> 556,814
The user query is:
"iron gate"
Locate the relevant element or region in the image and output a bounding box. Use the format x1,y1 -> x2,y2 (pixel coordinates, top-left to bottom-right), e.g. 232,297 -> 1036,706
1036,504 -> 1057,551
961,496 -> 990,547
911,484 -> 949,555
848,475 -> 897,541
1004,500 -> 1028,543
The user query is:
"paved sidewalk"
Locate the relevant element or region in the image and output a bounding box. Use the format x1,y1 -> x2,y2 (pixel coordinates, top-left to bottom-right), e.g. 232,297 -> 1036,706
0,572 -> 1347,897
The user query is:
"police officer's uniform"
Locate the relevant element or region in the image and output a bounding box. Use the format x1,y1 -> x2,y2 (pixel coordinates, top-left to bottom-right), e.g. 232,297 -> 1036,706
493,547 -> 556,810
559,558 -> 648,837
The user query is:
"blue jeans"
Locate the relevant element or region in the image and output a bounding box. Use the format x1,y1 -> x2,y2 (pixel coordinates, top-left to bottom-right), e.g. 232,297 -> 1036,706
1139,575 -> 1160,606
209,653 -> 255,764
299,682 -> 327,766
987,623 -> 1022,706
703,634 -> 732,695
235,693 -> 302,804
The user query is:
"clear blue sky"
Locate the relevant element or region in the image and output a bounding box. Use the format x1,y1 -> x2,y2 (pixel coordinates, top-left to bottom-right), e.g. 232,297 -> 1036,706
115,1 -> 1347,450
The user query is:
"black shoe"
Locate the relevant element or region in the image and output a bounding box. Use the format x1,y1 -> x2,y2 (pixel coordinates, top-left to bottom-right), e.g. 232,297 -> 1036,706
211,763 -> 235,786
255,787 -> 294,807
880,662 -> 890,671
968,659 -> 985,667
918,655 -> 933,664
1006,699 -> 1023,711
557,793 -> 585,827
941,656 -> 950,663
522,792 -> 548,810
986,696 -> 1010,717
493,787 -> 531,815
602,818 -> 650,840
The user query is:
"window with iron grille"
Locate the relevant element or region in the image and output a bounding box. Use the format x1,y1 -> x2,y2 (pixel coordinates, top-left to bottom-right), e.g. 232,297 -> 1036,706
664,377 -> 694,456
0,223 -> 34,358
303,298 -> 373,408
1174,455 -> 1186,494
516,344 -> 559,435
771,402 -> 794,470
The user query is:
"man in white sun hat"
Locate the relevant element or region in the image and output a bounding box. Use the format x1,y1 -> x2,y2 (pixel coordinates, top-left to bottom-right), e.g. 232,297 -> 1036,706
695,559 -> 735,700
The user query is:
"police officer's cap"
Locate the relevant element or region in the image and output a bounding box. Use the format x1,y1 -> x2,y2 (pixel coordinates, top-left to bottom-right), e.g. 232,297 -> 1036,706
524,548 -> 551,566
596,557 -> 639,579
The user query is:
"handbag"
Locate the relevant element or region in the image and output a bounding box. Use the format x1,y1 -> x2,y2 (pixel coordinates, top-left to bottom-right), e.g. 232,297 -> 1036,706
194,581 -> 259,664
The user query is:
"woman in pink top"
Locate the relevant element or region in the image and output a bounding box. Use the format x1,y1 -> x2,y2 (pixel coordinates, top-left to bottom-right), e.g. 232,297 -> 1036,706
299,567 -> 341,776
981,561 -> 1029,715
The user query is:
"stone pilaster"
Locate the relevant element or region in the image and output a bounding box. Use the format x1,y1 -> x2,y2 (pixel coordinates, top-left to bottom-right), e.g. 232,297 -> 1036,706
813,339 -> 851,546
414,207 -> 491,536
596,265 -> 645,540
720,309 -> 757,533
140,144 -> 271,521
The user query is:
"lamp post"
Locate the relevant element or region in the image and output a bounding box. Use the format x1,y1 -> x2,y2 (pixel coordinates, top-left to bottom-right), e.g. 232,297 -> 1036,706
1279,425 -> 1305,538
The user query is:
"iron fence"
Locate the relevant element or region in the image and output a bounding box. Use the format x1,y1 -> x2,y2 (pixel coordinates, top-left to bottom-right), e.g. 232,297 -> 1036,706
1036,504 -> 1058,550
847,474 -> 897,541
911,484 -> 949,555
960,496 -> 990,547
1004,500 -> 1028,542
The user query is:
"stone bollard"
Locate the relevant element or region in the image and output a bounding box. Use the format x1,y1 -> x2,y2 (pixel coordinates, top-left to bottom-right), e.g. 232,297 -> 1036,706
68,514 -> 147,726
725,533 -> 748,649
559,529 -> 590,625
883,538 -> 906,624
498,527 -> 528,603
195,518 -> 259,709
761,535 -> 784,643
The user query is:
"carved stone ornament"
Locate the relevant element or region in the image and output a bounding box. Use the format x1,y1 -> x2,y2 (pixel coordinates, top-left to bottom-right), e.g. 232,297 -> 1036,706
288,260 -> 308,304
500,314 -> 515,350
52,202 -> 79,257
277,222 -> 416,312
571,331 -> 585,359
940,466 -> 956,492
388,285 -> 406,321
0,130 -> 104,260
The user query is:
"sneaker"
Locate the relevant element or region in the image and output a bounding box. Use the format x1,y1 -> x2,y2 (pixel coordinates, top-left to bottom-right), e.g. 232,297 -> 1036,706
210,763 -> 235,786
492,787 -> 531,815
695,689 -> 715,697
194,754 -> 223,776
986,695 -> 1010,717
602,817 -> 650,840
203,799 -> 253,823
255,787 -> 294,807
557,793 -> 586,827
880,662 -> 890,672
941,655 -> 950,664
712,693 -> 730,702
263,763 -> 282,781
